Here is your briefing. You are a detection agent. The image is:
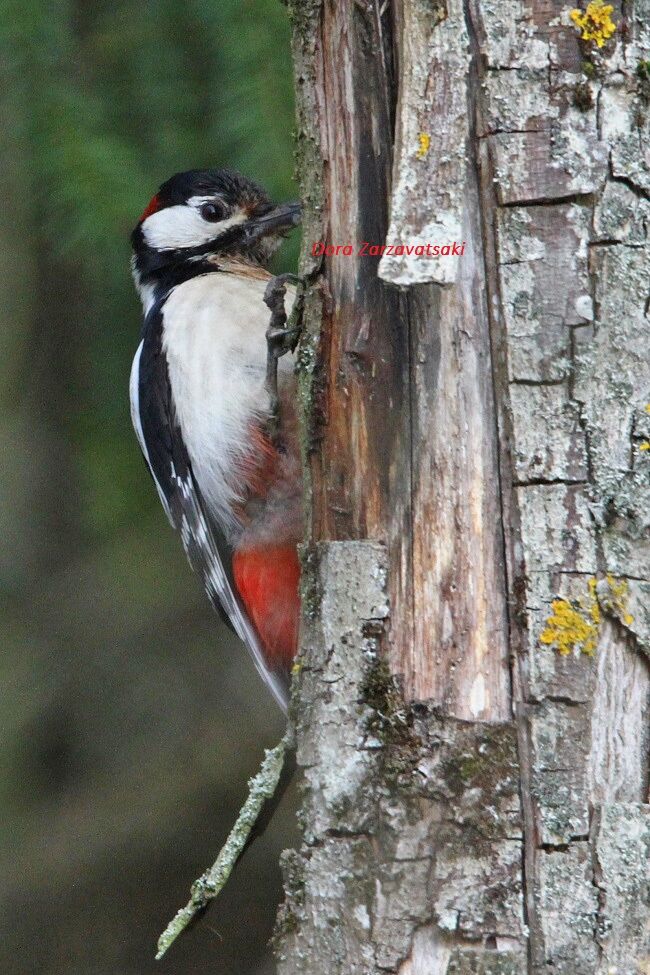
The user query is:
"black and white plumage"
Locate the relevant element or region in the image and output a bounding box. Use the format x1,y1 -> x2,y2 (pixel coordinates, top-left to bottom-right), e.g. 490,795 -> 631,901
129,170 -> 302,711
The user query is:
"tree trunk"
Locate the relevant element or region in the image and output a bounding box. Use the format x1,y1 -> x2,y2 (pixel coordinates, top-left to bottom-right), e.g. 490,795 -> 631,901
276,1 -> 650,973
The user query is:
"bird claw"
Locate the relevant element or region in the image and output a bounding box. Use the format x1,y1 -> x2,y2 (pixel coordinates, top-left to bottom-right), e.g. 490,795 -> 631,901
266,324 -> 301,361
264,273 -> 304,353
264,273 -> 305,442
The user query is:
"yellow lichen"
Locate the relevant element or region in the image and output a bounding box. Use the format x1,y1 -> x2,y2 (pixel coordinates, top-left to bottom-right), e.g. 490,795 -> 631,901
603,574 -> 634,626
540,574 -> 634,656
416,132 -> 431,159
570,1 -> 616,48
587,576 -> 601,626
540,593 -> 599,656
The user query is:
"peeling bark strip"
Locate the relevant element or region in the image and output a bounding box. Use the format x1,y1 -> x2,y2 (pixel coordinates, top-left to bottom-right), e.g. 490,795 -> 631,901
379,0 -> 468,287
289,0 -> 510,717
282,0 -> 650,973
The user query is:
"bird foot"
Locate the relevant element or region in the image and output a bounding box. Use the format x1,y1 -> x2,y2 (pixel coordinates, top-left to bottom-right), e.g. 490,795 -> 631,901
263,273 -> 305,442
264,273 -> 304,356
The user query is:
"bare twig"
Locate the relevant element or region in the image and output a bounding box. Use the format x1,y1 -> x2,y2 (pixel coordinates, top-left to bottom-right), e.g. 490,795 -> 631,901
155,734 -> 290,960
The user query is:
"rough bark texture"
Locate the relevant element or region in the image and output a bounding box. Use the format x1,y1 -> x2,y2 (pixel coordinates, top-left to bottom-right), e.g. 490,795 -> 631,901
278,1 -> 650,973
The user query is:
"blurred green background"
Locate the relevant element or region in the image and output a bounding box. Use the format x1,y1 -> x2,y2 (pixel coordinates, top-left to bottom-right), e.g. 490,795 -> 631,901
0,2 -> 298,972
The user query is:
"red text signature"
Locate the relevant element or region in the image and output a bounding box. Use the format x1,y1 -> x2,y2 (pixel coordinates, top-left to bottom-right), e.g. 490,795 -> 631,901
311,241 -> 466,258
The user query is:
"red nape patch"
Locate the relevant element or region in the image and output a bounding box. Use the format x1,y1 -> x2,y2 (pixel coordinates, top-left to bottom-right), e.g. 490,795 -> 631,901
139,193 -> 162,223
233,544 -> 300,672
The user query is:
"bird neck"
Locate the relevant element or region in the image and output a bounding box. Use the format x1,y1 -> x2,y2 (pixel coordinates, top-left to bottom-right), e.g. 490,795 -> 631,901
131,250 -> 217,314
132,240 -> 270,315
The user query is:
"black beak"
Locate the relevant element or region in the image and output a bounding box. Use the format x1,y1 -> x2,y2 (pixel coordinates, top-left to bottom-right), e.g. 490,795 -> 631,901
244,201 -> 302,245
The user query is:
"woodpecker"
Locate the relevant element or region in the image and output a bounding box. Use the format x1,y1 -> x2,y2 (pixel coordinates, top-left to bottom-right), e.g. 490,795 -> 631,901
130,169 -> 303,711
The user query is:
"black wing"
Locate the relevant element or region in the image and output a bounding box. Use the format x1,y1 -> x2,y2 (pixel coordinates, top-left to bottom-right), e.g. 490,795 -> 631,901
129,304 -> 288,711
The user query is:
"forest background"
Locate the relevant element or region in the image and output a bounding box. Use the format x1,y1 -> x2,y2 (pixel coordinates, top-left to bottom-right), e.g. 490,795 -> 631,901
0,2 -> 298,973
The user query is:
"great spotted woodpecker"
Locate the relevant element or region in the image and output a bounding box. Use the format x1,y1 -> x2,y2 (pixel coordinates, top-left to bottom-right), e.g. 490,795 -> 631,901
130,169 -> 302,711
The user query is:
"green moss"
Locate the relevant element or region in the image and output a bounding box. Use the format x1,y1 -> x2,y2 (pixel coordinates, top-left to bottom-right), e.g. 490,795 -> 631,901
447,949 -> 522,974
272,898 -> 301,946
298,542 -> 322,622
273,848 -> 305,945
285,0 -> 325,278
281,848 -> 306,903
574,81 -> 594,111
296,292 -> 325,455
361,656 -> 412,747
286,0 -> 327,546
440,728 -> 518,802
637,59 -> 650,101
435,727 -> 519,856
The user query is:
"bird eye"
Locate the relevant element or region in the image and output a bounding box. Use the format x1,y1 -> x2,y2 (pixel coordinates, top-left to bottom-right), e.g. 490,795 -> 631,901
200,201 -> 226,222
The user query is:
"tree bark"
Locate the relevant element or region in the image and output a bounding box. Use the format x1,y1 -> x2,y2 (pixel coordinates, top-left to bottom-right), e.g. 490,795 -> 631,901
277,1 -> 650,973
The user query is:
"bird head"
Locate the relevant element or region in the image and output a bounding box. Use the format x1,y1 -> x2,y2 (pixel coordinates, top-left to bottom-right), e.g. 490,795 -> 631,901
131,169 -> 301,302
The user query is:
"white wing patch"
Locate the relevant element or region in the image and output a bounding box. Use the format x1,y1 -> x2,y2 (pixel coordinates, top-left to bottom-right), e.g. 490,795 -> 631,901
129,341 -> 173,525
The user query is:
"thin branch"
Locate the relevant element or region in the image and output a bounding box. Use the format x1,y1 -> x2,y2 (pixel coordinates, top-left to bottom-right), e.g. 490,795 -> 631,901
155,734 -> 290,960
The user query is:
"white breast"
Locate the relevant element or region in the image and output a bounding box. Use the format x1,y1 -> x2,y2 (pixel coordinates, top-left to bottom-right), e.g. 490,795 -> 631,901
161,272 -> 294,537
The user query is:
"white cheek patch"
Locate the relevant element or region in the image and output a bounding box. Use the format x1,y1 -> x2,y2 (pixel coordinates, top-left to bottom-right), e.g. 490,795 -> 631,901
142,201 -> 247,251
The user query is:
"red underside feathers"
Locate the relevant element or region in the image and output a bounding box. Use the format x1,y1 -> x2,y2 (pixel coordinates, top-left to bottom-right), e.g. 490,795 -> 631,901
232,544 -> 300,672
